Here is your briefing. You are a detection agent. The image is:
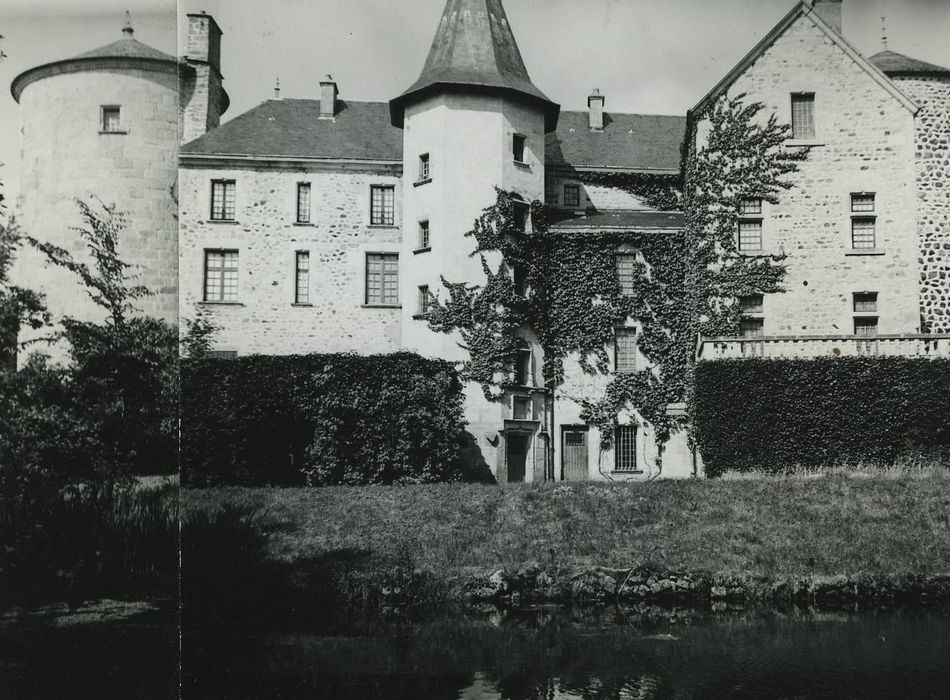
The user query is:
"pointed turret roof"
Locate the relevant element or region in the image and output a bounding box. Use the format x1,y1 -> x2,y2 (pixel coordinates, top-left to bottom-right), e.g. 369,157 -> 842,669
390,0 -> 559,131
868,50 -> 950,78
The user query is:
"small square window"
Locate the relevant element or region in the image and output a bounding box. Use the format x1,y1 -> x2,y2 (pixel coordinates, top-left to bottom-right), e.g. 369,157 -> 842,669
614,328 -> 639,373
417,285 -> 430,315
739,198 -> 762,215
738,221 -> 763,252
791,93 -> 815,139
564,184 -> 580,208
296,183 -> 311,223
295,251 -> 310,304
851,194 -> 875,213
740,294 -> 764,315
101,106 -> 121,132
615,426 -> 637,472
740,318 -> 764,337
853,292 -> 878,313
419,220 -> 430,249
210,180 -> 236,221
418,153 -> 430,182
513,134 -> 526,163
370,185 -> 395,226
854,317 -> 878,336
512,396 -> 532,421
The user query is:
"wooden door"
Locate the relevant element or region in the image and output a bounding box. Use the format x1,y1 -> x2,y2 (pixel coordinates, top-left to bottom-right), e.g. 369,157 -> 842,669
506,434 -> 529,483
562,426 -> 588,481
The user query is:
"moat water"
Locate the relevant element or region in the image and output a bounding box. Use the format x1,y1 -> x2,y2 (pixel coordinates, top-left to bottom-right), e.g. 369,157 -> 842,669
4,603 -> 950,698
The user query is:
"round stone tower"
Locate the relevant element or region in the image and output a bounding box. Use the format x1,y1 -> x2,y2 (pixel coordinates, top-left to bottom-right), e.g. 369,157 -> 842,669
870,49 -> 950,332
10,14 -> 179,360
390,0 -> 560,480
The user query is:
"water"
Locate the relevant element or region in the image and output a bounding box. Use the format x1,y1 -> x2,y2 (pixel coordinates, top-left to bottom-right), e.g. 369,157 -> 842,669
183,605 -> 950,699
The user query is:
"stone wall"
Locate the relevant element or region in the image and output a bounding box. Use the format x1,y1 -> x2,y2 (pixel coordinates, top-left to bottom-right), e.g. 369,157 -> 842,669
178,163 -> 403,356
697,14 -> 920,336
892,76 -> 950,332
13,66 -> 179,361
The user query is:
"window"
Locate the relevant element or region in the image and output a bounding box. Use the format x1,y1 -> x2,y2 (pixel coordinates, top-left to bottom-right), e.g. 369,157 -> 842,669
616,254 -> 638,296
418,153 -> 430,182
513,265 -> 527,296
738,198 -> 763,252
294,251 -> 310,304
370,185 -> 395,226
512,134 -> 526,163
853,292 -> 878,313
615,426 -> 637,472
740,294 -> 764,315
417,285 -> 430,315
512,396 -> 532,421
614,328 -> 639,373
365,253 -> 398,305
418,220 -> 430,249
564,184 -> 581,208
740,318 -> 764,337
513,339 -> 532,386
101,106 -> 121,132
204,249 -> 239,302
739,294 -> 764,337
211,180 -> 236,221
296,183 -> 311,223
513,201 -> 529,233
791,93 -> 815,139
851,194 -> 876,249
854,317 -> 878,336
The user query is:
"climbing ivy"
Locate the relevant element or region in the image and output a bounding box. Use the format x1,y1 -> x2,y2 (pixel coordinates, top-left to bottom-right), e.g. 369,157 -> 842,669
571,170 -> 681,211
426,95 -> 806,454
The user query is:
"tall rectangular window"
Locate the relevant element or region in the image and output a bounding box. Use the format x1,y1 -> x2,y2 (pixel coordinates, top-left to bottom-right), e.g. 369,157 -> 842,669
615,426 -> 637,472
854,292 -> 878,349
419,220 -> 430,249
101,106 -> 121,132
365,253 -> 399,305
614,328 -> 639,373
512,134 -> 526,163
417,285 -> 430,315
418,153 -> 430,182
851,193 -> 876,249
370,185 -> 395,225
296,183 -> 311,223
791,93 -> 815,139
738,197 -> 763,252
616,254 -> 638,296
294,251 -> 310,304
210,180 -> 236,221
204,249 -> 239,302
564,184 -> 580,208
514,339 -> 532,386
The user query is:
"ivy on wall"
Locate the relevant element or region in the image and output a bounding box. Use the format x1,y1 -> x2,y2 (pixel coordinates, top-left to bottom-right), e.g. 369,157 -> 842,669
427,95 -> 807,452
570,170 -> 682,211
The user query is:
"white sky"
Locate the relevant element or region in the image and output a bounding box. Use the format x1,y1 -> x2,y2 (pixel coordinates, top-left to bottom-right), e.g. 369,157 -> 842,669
2,0 -> 949,206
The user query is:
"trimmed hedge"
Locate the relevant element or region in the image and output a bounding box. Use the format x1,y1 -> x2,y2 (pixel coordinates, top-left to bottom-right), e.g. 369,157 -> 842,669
694,357 -> 950,476
180,353 -> 471,486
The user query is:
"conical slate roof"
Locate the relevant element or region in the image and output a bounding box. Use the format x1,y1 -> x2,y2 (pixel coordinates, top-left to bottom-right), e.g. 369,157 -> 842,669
869,50 -> 950,77
73,38 -> 176,62
390,0 -> 559,131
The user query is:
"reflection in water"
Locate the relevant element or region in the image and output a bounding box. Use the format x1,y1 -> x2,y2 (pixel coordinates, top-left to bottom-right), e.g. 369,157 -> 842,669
182,605 -> 950,699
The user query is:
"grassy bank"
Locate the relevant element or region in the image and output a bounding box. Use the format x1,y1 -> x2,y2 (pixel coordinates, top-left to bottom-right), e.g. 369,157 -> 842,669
181,470 -> 950,580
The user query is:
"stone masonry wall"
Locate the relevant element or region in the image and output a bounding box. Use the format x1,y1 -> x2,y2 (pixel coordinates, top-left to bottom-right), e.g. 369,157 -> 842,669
14,67 -> 179,361
893,76 -> 950,332
698,14 -> 920,336
178,164 -> 403,356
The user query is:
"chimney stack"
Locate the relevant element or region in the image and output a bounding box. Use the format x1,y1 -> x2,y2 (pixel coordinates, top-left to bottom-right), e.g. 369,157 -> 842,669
320,75 -> 338,119
588,89 -> 605,131
181,12 -> 227,143
810,0 -> 843,36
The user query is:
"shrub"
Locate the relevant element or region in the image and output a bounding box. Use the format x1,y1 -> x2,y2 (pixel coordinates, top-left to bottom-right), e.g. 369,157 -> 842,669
180,352 -> 470,486
694,357 -> 950,476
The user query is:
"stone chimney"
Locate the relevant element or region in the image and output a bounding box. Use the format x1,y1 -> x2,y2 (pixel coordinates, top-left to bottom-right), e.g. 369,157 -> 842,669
320,75 -> 338,119
181,12 -> 228,143
588,89 -> 605,131
810,0 -> 843,35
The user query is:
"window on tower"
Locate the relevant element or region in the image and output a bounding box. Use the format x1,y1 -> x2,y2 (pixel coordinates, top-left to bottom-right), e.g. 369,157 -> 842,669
512,134 -> 526,164
101,105 -> 122,133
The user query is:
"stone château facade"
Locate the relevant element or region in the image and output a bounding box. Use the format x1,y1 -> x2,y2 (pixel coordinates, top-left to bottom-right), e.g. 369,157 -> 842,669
177,0 -> 950,483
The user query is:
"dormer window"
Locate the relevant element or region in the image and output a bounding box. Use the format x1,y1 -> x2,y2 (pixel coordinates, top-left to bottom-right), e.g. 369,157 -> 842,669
101,105 -> 122,133
512,134 -> 526,164
791,93 -> 815,139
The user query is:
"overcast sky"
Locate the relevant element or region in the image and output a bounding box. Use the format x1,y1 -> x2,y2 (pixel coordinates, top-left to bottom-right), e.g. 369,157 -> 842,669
2,0 -> 949,206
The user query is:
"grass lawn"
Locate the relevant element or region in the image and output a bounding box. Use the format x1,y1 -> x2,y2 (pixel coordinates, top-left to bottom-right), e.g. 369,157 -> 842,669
180,470 -> 950,579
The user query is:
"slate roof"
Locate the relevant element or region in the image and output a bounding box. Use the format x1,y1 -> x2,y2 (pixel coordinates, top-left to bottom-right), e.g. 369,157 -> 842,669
868,50 -> 950,77
180,99 -> 404,161
547,111 -> 686,173
73,38 -> 177,62
549,210 -> 684,231
390,0 -> 559,131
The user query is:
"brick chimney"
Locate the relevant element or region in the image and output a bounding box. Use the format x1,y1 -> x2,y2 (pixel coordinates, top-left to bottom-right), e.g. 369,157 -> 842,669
810,0 -> 843,35
320,75 -> 338,119
588,89 -> 605,131
181,12 -> 228,143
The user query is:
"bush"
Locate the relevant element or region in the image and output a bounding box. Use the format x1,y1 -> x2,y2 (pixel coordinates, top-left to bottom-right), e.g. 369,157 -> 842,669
694,357 -> 950,476
180,352 -> 470,486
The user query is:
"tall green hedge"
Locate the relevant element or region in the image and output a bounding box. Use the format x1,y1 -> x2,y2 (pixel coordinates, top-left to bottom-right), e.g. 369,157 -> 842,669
180,353 -> 471,486
694,357 -> 950,476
